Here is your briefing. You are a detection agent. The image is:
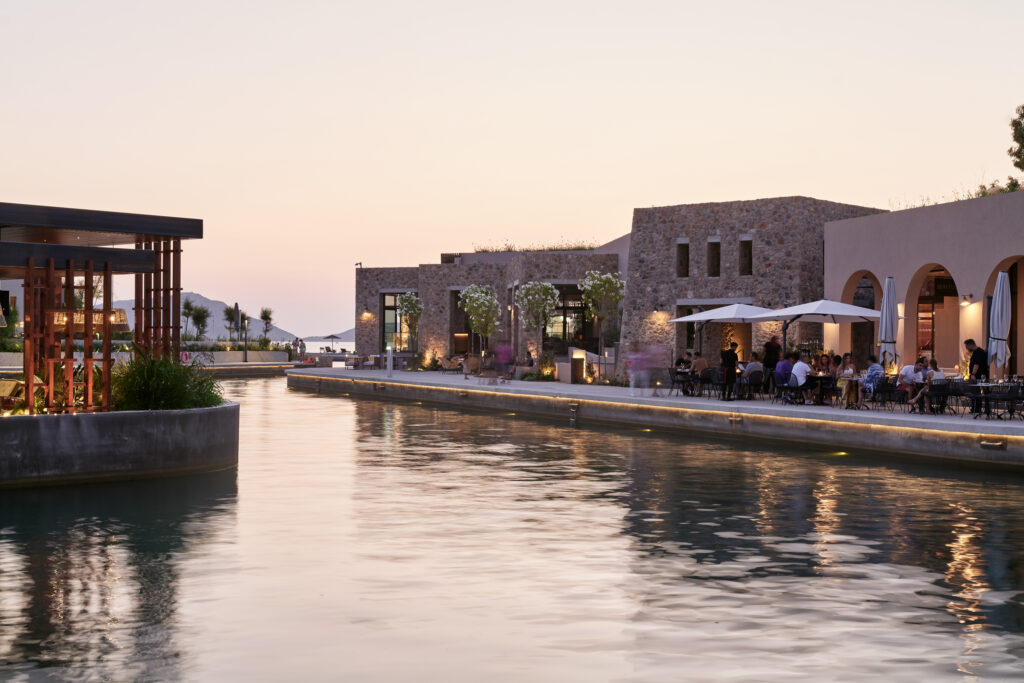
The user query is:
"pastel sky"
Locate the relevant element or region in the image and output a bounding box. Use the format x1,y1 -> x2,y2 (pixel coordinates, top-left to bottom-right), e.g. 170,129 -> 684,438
1,0 -> 1020,336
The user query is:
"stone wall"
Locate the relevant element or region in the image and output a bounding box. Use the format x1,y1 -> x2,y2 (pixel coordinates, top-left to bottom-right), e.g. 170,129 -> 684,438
355,251 -> 621,361
619,196 -> 884,372
354,267 -> 419,356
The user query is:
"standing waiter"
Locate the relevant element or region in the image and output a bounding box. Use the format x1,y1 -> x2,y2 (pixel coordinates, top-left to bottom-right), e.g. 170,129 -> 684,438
721,341 -> 739,401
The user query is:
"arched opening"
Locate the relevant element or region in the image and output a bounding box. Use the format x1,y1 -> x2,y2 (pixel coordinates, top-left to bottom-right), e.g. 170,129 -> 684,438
984,256 -> 1024,376
905,264 -> 960,369
839,270 -> 881,369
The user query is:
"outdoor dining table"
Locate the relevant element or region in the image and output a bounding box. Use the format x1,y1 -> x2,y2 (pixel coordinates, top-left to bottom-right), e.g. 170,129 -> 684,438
836,375 -> 860,407
804,374 -> 835,406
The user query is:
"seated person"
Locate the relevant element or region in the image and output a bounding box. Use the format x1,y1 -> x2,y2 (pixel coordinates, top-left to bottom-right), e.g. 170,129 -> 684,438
789,353 -> 813,402
690,352 -> 709,375
897,357 -> 927,405
775,353 -> 794,388
738,352 -> 764,398
855,355 -> 885,408
909,359 -> 946,413
524,350 -> 535,367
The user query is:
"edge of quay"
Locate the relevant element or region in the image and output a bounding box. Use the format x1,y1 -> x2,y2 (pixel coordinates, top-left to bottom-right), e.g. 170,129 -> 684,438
286,369 -> 1024,470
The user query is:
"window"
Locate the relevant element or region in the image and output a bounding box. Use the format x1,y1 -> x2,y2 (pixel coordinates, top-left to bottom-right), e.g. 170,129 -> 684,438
381,294 -> 412,352
739,239 -> 752,276
707,241 -> 721,277
676,242 -> 689,278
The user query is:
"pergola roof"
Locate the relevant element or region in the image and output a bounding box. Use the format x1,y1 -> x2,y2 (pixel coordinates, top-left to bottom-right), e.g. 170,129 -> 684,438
0,202 -> 202,247
0,241 -> 155,278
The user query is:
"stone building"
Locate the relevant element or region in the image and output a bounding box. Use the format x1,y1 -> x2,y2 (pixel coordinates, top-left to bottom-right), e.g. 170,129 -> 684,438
618,196 -> 884,366
355,236 -> 628,362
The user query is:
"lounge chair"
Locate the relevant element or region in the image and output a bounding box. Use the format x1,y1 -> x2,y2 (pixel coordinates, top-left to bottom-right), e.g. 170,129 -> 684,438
439,357 -> 462,374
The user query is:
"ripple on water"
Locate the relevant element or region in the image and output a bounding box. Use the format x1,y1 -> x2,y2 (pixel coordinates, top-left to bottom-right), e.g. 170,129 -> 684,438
3,378 -> 1024,681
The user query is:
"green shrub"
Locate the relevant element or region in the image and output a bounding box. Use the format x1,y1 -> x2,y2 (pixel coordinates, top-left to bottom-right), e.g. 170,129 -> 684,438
519,371 -> 557,382
111,345 -> 223,411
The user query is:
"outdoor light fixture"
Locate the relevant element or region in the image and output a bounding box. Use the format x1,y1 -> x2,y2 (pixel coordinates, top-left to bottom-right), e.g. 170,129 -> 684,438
960,294 -> 973,307
355,262 -> 363,268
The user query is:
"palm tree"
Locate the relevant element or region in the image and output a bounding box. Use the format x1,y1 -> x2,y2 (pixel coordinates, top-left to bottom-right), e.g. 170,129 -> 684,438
260,307 -> 274,341
192,305 -> 211,340
223,306 -> 236,341
182,298 -> 196,340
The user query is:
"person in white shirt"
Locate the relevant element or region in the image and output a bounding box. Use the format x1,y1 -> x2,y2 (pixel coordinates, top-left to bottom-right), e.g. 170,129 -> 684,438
789,353 -> 813,402
899,357 -> 927,410
909,359 -> 946,413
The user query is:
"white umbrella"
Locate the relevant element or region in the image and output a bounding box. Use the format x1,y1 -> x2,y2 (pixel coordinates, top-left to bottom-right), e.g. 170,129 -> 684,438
748,299 -> 882,349
878,277 -> 898,367
668,304 -> 773,323
988,271 -> 1011,371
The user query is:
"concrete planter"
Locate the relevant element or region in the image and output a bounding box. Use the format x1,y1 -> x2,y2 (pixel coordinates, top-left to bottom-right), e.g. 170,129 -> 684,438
0,402 -> 239,488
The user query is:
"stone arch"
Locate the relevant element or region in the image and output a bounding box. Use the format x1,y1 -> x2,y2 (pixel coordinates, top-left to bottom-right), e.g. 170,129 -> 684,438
838,270 -> 882,368
905,263 -> 960,369
983,256 -> 1024,375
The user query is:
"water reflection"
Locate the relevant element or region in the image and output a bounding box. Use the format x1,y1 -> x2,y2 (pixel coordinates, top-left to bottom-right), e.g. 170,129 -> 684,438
346,396 -> 1024,678
0,470 -> 237,678
5,379 -> 1024,680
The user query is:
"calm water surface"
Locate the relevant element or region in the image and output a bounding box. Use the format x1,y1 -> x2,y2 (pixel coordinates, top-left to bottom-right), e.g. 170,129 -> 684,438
4,377 -> 1024,680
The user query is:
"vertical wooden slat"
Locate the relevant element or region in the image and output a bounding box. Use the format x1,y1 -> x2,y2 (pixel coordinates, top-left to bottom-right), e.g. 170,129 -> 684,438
85,260 -> 94,410
45,258 -> 55,413
172,238 -> 181,360
64,259 -> 75,412
103,262 -> 112,410
23,258 -> 34,415
162,239 -> 171,359
143,239 -> 152,352
134,239 -> 144,348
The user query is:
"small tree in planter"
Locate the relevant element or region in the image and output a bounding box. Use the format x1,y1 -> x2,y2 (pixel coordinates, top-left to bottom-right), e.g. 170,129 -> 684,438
515,282 -> 560,359
579,270 -> 625,360
458,284 -> 501,355
396,291 -> 423,354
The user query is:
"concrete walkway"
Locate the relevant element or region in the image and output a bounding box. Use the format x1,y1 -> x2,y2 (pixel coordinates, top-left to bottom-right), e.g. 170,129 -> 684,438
288,368 -> 1024,439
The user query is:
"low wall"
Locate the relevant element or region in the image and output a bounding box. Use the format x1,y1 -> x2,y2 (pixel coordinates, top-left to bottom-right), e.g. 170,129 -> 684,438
0,402 -> 239,488
287,372 -> 1024,469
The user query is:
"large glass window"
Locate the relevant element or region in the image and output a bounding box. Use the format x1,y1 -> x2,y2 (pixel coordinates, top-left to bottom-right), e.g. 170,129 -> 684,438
543,285 -> 597,354
381,294 -> 412,352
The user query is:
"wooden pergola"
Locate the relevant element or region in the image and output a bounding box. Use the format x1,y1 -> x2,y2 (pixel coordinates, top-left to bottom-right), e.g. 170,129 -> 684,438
0,203 -> 203,413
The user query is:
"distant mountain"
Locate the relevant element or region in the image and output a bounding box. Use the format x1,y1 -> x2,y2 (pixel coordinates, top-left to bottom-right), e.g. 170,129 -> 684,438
306,328 -> 355,342
111,291 -> 298,341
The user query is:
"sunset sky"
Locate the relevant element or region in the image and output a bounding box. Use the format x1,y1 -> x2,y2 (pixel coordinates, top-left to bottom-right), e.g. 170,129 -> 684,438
1,0 -> 1020,336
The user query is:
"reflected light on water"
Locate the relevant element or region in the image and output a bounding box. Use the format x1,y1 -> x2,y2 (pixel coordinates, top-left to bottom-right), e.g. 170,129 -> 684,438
3,378 -> 1024,680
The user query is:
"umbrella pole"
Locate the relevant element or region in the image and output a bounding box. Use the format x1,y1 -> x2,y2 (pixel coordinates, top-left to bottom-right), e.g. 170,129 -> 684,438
782,320 -> 790,353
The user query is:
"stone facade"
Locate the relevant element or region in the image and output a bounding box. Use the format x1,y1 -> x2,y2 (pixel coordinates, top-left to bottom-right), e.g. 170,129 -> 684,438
619,197 -> 884,369
356,248 -> 622,361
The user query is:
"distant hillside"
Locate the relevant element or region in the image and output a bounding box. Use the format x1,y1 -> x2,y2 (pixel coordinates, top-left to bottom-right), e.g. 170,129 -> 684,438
307,328 -> 355,343
111,291 -> 297,341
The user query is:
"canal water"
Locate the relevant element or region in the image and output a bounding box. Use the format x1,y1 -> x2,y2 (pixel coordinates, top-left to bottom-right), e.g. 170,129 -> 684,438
3,378 -> 1024,680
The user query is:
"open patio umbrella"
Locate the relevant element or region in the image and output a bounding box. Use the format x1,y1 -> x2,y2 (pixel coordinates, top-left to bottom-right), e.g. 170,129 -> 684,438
988,270 -> 1011,371
878,277 -> 898,367
668,304 -> 773,323
748,299 -> 882,350
669,304 -> 773,354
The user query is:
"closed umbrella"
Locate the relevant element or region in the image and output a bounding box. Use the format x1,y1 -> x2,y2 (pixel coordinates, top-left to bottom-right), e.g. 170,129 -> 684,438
878,277 -> 898,367
988,271 -> 1011,371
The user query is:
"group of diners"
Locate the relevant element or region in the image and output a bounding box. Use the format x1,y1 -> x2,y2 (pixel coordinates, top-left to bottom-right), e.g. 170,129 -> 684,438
670,336 -> 997,414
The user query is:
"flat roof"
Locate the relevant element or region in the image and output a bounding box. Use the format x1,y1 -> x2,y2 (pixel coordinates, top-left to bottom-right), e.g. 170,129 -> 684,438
0,202 -> 202,246
0,241 -> 156,278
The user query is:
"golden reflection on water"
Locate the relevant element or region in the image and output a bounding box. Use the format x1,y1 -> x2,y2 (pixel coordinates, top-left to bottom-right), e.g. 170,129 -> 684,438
811,467 -> 841,569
